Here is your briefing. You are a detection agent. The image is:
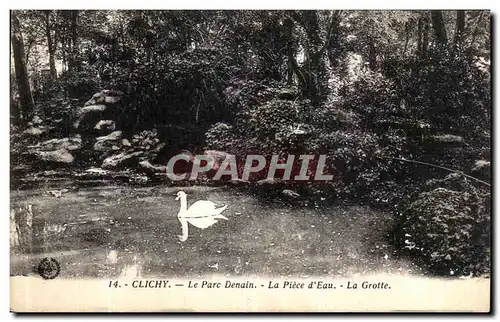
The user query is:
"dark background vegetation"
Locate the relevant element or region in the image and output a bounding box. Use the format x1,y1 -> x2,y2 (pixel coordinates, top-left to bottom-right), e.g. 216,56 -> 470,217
10,10 -> 491,277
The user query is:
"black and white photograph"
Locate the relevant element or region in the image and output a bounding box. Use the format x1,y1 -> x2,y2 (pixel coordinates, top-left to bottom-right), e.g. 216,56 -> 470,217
8,8 -> 491,312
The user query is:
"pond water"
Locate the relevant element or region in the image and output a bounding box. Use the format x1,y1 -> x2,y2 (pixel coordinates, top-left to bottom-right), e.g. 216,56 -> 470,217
10,184 -> 420,279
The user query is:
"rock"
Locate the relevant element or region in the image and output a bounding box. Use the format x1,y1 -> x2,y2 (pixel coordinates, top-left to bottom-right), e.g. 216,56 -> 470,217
94,131 -> 123,152
257,178 -> 282,186
277,88 -> 298,100
121,139 -> 132,147
138,160 -> 167,175
84,93 -> 106,106
81,104 -> 107,113
105,96 -> 121,104
152,142 -> 166,153
471,160 -> 491,180
29,135 -> 82,152
282,189 -> 300,198
46,189 -> 69,198
84,90 -> 123,107
472,160 -> 490,172
23,126 -> 46,136
74,167 -> 111,180
93,142 -> 108,152
100,130 -> 122,141
31,115 -> 43,125
35,149 -> 74,164
102,89 -> 124,96
228,178 -> 250,185
94,120 -> 116,132
102,151 -> 143,169
85,167 -> 109,175
425,134 -> 465,146
73,104 -> 107,129
203,150 -> 232,169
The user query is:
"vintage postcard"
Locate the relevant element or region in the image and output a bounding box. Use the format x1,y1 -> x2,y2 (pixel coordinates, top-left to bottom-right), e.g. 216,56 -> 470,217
9,9 -> 491,313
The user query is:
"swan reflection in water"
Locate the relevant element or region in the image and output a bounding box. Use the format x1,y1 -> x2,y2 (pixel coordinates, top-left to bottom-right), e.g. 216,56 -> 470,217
175,191 -> 229,242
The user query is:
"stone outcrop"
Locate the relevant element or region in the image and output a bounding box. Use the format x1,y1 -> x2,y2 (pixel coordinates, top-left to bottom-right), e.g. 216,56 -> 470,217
34,149 -> 74,164
94,120 -> 116,132
29,135 -> 82,152
93,131 -> 123,153
102,151 -> 144,169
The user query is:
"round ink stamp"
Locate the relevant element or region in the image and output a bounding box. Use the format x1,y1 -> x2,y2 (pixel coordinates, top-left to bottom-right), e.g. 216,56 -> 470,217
37,257 -> 60,279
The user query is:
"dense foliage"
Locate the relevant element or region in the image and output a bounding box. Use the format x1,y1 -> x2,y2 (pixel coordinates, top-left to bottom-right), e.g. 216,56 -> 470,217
393,173 -> 490,276
11,10 -> 491,277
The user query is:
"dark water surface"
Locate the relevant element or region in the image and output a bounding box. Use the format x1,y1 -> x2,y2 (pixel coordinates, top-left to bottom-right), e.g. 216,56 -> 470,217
10,184 -> 420,279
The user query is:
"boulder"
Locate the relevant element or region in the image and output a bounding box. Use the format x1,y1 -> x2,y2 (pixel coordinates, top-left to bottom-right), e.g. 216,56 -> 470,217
138,160 -> 167,175
472,159 -> 490,172
101,130 -> 122,141
121,139 -> 132,147
203,150 -> 232,166
85,167 -> 109,175
73,167 -> 111,180
105,96 -> 121,104
29,135 -> 82,152
23,126 -> 47,136
94,131 -> 123,153
424,134 -> 465,147
282,189 -> 301,199
84,93 -> 106,106
471,160 -> 491,180
101,151 -> 143,169
84,90 -> 122,107
31,115 -> 43,125
23,116 -> 51,136
73,104 -> 107,130
35,149 -> 74,164
94,120 -> 116,132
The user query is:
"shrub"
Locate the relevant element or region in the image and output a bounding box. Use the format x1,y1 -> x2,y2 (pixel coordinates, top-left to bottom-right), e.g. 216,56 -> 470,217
394,173 -> 490,276
205,122 -> 242,152
340,70 -> 402,133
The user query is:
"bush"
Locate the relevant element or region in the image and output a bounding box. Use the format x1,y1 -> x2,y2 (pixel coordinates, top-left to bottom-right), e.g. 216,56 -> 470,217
340,70 -> 402,133
394,173 -> 490,276
205,122 -> 242,152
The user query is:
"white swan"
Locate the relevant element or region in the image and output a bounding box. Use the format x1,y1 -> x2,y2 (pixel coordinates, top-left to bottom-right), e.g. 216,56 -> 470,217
175,191 -> 229,241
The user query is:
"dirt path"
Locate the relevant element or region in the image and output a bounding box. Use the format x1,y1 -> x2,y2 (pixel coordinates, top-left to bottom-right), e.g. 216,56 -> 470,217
10,184 -> 421,279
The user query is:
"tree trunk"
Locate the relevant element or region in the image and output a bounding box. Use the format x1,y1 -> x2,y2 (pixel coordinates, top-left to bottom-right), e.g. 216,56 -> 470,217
417,17 -> 423,55
431,10 -> 448,46
284,18 -> 294,85
68,10 -> 79,73
11,11 -> 35,123
422,13 -> 430,56
368,39 -> 377,70
402,22 -> 410,57
454,10 -> 466,47
44,11 -> 57,79
326,11 -> 342,68
61,35 -> 67,72
289,11 -> 333,103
